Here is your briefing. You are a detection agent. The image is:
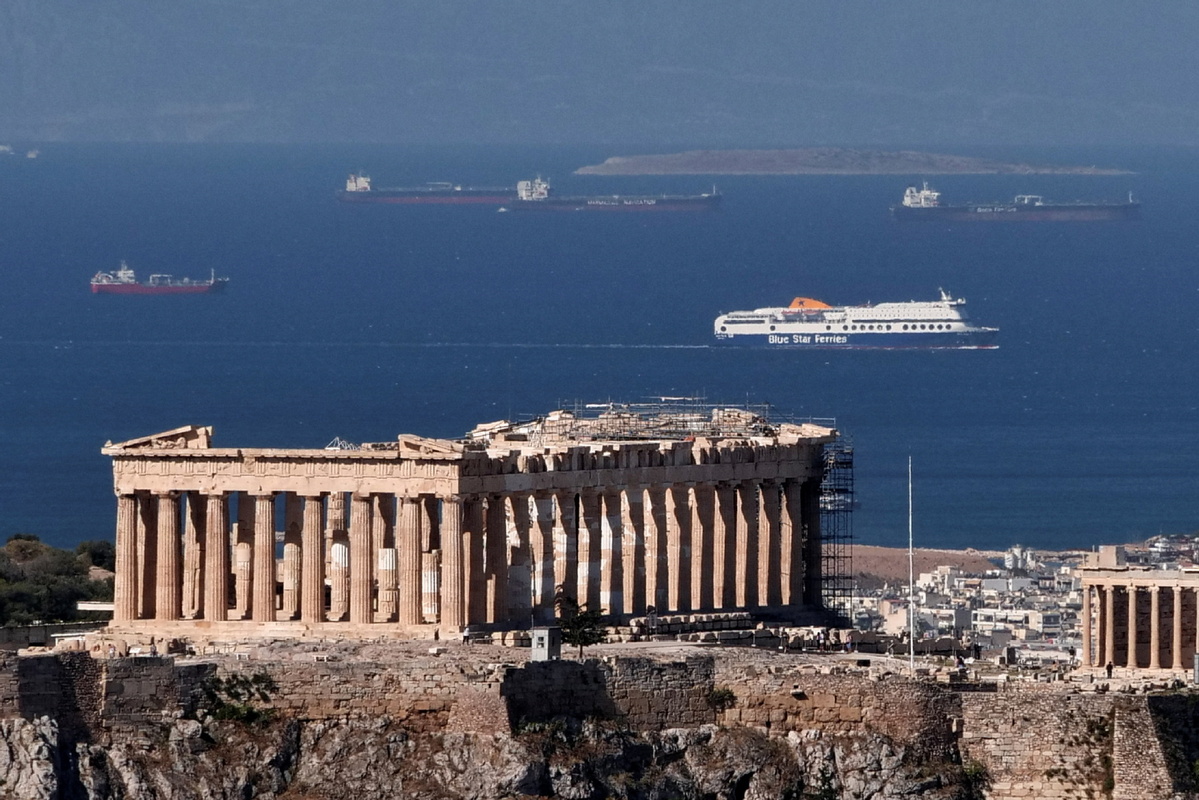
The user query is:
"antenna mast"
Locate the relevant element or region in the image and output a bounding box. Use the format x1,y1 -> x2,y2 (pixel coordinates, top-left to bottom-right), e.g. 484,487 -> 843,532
908,456 -> 916,674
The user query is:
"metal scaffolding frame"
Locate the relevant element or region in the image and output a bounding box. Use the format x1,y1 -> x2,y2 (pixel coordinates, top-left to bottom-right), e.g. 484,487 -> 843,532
819,437 -> 855,623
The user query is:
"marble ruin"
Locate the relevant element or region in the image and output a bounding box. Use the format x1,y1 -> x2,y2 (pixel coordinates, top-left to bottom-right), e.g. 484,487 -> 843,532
1079,545 -> 1199,671
103,407 -> 838,637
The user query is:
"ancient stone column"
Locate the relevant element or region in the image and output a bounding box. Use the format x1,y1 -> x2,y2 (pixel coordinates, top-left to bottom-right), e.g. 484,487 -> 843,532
1127,585 -> 1139,669
282,494 -> 302,620
252,494 -> 276,623
1149,586 -> 1161,670
370,549 -> 393,623
203,493 -> 228,622
691,484 -> 714,611
114,493 -> 139,623
155,492 -> 182,621
1189,587 -> 1199,662
440,496 -> 466,630
233,493 -> 253,620
1104,584 -> 1116,667
301,495 -> 325,624
182,493 -> 205,620
349,493 -> 373,625
1189,585 -> 1199,662
399,496 -> 424,626
736,481 -> 759,609
329,540 -> 349,621
782,479 -> 803,605
552,490 -> 577,613
375,495 -> 398,622
464,496 -> 485,625
1081,583 -> 1092,667
530,492 -> 556,624
137,492 -> 158,619
621,487 -> 644,616
600,490 -> 623,615
373,494 -> 395,605
1095,585 -> 1106,666
666,484 -> 691,612
760,481 -> 783,607
712,483 -> 735,609
1173,585 -> 1184,670
506,493 -> 532,623
645,485 -> 668,611
421,496 -> 438,552
423,549 -> 441,623
800,478 -> 823,608
578,490 -> 602,612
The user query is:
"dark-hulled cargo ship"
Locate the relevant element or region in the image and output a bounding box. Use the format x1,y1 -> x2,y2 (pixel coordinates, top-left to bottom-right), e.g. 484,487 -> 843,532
91,261 -> 228,295
336,172 -> 515,204
501,177 -> 721,212
891,183 -> 1140,221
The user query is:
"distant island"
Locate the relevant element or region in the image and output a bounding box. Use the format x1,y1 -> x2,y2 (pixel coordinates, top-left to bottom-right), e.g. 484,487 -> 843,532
575,148 -> 1132,176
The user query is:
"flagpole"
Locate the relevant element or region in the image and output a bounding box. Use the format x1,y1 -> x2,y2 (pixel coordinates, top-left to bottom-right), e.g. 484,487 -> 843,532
908,456 -> 915,674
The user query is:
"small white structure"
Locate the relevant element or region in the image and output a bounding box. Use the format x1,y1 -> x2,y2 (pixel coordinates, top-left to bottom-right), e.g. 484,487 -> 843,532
530,626 -> 562,661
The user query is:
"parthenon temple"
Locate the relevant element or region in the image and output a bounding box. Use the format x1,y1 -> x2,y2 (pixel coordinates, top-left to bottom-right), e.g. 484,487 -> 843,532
103,405 -> 842,637
1079,545 -> 1199,672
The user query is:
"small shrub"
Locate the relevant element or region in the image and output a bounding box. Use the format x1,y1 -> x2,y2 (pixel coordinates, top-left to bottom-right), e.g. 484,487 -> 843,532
961,760 -> 991,800
197,671 -> 278,725
708,686 -> 737,712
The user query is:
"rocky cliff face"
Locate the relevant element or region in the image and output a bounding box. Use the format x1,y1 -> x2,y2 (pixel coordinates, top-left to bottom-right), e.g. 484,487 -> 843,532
0,713 -> 970,800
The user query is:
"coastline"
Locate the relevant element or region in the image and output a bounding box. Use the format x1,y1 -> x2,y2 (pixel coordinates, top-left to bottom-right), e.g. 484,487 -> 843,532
574,147 -> 1133,176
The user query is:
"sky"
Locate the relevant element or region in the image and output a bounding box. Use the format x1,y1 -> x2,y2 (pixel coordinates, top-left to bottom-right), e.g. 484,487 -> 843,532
2,2 -> 1199,146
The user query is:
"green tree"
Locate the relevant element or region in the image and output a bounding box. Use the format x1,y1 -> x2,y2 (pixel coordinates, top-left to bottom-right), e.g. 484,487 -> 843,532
556,593 -> 607,658
0,535 -> 113,625
76,540 -> 116,572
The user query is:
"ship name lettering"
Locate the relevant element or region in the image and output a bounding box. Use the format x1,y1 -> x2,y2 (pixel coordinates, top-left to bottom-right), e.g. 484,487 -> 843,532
814,335 -> 847,344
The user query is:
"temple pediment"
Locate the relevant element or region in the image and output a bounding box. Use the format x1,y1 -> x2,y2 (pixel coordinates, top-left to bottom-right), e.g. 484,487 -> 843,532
104,425 -> 213,451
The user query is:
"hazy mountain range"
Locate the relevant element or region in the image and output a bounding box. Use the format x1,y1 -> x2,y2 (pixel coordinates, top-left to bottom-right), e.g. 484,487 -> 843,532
3,2 -> 1199,146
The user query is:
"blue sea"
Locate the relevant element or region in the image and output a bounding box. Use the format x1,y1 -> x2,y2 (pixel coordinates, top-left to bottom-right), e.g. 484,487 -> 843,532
0,144 -> 1196,552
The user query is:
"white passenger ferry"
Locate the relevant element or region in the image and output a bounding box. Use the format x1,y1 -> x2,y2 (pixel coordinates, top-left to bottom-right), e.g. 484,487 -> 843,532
713,290 -> 998,349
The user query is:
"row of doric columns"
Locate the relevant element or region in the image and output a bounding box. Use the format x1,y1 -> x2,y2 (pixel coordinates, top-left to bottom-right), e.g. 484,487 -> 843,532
112,477 -> 821,630
1081,583 -> 1199,670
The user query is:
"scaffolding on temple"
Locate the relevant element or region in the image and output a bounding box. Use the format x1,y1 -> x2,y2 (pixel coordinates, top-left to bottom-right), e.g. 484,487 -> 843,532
819,437 -> 855,624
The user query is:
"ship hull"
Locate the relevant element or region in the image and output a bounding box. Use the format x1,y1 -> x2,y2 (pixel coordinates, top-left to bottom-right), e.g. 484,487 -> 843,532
91,282 -> 227,295
892,203 -> 1139,222
505,195 -> 721,212
714,330 -> 998,349
336,190 -> 514,204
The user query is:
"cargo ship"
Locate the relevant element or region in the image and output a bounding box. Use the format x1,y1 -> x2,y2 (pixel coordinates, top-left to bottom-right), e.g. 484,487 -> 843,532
501,177 -> 721,212
336,172 -> 515,204
90,261 -> 228,295
891,183 -> 1140,221
713,290 -> 997,349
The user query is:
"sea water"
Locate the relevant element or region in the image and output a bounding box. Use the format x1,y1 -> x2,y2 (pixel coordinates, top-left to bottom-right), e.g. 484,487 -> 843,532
0,143 -> 1195,551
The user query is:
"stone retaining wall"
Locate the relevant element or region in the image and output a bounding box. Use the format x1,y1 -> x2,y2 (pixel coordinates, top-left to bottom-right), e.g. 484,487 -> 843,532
713,664 -> 961,762
0,650 -> 1194,800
